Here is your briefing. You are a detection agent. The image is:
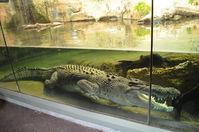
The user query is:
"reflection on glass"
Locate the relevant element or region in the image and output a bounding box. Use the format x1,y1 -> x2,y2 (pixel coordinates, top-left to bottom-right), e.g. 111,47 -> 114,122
0,0 -> 199,131
0,21 -> 151,50
0,47 -> 18,91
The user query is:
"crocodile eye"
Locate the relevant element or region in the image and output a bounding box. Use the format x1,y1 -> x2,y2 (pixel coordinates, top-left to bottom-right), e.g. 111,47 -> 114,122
128,82 -> 137,86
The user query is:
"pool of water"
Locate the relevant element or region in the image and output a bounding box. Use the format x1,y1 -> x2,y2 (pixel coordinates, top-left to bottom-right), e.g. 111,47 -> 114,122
0,18 -> 199,131
1,19 -> 199,53
0,47 -> 199,131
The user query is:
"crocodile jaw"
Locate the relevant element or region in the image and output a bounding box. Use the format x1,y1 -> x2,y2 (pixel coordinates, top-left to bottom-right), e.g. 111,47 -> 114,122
138,93 -> 173,112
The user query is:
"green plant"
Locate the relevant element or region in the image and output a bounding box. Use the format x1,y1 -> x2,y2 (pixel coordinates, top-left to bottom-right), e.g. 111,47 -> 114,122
186,27 -> 192,34
188,0 -> 196,4
134,2 -> 151,16
134,27 -> 150,37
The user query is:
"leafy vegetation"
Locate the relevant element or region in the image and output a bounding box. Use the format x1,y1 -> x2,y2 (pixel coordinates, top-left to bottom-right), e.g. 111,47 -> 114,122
188,0 -> 196,4
134,1 -> 151,16
134,27 -> 150,37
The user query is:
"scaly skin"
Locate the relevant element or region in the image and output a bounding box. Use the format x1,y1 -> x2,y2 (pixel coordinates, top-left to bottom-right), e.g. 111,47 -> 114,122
0,64 -> 180,112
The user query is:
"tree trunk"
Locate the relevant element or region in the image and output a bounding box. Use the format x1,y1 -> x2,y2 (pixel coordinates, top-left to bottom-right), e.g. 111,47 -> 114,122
8,0 -> 49,28
11,0 -> 36,25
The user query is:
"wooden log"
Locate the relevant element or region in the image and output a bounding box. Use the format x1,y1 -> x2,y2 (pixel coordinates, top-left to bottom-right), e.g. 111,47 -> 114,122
23,22 -> 63,31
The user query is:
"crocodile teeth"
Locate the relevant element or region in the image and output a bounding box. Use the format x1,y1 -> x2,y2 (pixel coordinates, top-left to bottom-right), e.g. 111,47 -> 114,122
141,94 -> 148,99
138,93 -> 149,100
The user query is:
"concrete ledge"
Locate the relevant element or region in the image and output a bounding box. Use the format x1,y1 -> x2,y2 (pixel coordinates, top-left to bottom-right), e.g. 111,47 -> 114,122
0,87 -> 172,132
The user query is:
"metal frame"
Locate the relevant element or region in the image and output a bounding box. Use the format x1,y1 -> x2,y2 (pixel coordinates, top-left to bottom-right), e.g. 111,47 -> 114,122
148,0 -> 154,125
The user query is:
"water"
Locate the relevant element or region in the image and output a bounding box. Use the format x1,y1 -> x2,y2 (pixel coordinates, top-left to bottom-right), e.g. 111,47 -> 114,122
1,19 -> 199,53
0,47 -> 199,131
0,19 -> 199,131
0,47 -> 151,122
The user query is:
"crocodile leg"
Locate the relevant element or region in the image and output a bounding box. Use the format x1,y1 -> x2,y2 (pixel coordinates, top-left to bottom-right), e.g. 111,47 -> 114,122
44,71 -> 58,89
77,79 -> 100,100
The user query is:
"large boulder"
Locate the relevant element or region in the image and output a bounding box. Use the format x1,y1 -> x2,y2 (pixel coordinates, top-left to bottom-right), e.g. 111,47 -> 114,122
139,4 -> 199,25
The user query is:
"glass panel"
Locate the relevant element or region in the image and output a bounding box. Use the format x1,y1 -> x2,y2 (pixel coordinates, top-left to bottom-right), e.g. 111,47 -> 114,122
0,47 -> 19,91
7,48 -> 152,122
0,0 -> 155,124
148,0 -> 199,131
0,27 -> 18,91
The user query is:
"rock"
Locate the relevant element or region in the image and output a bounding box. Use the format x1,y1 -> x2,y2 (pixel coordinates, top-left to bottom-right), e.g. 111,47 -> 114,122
99,16 -> 118,21
115,54 -> 170,76
175,6 -> 199,16
172,15 -> 182,21
138,14 -> 151,25
127,56 -> 199,120
70,6 -> 82,13
71,12 -> 95,22
127,59 -> 199,93
138,13 -> 164,25
139,5 -> 199,24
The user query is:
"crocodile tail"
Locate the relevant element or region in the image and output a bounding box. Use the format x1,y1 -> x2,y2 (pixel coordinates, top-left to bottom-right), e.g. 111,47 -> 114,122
0,67 -> 54,82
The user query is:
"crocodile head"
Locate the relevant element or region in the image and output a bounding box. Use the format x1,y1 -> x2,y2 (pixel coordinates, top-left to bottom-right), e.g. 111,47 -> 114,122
99,77 -> 180,112
122,78 -> 180,112
78,74 -> 180,112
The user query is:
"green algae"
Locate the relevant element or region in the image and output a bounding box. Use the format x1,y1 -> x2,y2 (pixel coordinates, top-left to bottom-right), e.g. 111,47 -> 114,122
0,82 -> 18,91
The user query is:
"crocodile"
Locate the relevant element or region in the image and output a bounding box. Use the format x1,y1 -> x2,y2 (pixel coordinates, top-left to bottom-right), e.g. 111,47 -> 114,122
0,64 -> 180,112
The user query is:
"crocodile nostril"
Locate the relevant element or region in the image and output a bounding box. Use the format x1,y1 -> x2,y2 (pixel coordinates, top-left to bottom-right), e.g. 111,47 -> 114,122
128,82 -> 137,86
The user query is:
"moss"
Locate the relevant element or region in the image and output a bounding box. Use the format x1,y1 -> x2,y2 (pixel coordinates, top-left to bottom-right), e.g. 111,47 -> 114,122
0,82 -> 19,91
127,55 -> 199,94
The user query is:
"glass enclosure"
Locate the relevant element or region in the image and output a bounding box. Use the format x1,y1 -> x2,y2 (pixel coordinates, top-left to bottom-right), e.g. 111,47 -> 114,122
0,0 -> 199,131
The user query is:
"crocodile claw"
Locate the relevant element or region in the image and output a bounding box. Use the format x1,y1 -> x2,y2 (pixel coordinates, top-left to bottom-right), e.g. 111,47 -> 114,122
85,93 -> 99,100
